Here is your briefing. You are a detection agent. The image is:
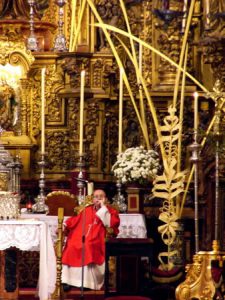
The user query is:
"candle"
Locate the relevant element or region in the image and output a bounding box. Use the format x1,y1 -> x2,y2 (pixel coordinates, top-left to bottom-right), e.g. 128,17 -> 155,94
205,0 -> 210,27
26,200 -> 32,212
181,0 -> 187,32
118,68 -> 124,153
87,182 -> 94,195
79,70 -> 85,155
194,92 -> 198,132
41,68 -> 46,154
162,0 -> 169,10
138,43 -> 142,81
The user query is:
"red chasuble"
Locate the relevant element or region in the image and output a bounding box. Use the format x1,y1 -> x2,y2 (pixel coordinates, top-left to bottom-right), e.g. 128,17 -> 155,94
62,205 -> 120,267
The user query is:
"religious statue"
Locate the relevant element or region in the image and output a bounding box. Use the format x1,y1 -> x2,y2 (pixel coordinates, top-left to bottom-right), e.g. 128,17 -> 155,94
124,120 -> 140,148
0,0 -> 49,20
0,82 -> 19,132
0,173 -> 9,191
207,0 -> 225,39
96,0 -> 121,51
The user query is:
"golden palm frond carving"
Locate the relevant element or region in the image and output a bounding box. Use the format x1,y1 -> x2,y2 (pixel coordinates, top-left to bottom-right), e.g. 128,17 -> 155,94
152,106 -> 187,270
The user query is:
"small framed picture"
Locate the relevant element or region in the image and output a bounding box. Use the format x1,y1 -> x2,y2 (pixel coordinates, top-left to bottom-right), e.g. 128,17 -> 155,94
127,193 -> 139,213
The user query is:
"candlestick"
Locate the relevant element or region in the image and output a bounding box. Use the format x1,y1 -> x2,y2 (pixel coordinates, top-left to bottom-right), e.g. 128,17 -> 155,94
76,155 -> 86,205
41,68 -> 46,154
118,68 -> 124,153
32,153 -> 48,213
79,70 -> 85,155
194,92 -> 198,132
58,207 -> 64,221
27,0 -> 38,51
53,0 -> 68,52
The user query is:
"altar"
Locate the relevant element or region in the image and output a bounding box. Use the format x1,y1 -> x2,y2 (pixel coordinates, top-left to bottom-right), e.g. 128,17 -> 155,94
0,219 -> 56,300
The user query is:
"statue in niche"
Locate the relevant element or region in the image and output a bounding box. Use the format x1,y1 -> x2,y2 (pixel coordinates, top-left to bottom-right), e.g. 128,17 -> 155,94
207,0 -> 225,39
0,0 -> 49,20
0,173 -> 9,191
96,0 -> 121,51
0,81 -> 19,132
124,120 -> 140,148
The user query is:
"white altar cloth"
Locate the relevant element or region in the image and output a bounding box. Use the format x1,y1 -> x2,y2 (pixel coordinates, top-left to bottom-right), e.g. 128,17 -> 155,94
0,219 -> 56,300
21,212 -> 147,239
117,213 -> 147,238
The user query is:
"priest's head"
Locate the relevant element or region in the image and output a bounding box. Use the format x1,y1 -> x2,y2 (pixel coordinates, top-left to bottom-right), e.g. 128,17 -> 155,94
92,189 -> 106,211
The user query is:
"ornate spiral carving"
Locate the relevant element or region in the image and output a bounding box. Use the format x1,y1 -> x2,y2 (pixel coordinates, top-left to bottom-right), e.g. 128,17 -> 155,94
9,50 -> 34,75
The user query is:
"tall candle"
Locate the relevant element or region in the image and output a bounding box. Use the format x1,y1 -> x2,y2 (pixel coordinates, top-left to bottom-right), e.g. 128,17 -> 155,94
41,68 -> 46,154
181,0 -> 187,32
205,0 -> 210,27
118,68 -> 124,153
162,0 -> 169,10
79,70 -> 85,155
138,43 -> 142,81
194,92 -> 198,132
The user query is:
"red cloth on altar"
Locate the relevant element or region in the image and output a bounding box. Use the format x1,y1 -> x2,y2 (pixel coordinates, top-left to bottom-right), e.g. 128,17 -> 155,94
62,205 -> 120,267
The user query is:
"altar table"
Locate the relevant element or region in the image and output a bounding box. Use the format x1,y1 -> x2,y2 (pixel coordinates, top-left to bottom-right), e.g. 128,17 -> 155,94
105,238 -> 153,296
0,219 -> 56,300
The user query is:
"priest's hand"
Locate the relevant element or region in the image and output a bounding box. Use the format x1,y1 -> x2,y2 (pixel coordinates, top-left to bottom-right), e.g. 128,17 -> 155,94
99,198 -> 106,208
94,197 -> 106,210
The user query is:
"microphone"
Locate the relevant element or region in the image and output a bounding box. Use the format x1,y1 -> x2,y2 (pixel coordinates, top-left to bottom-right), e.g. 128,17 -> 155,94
74,177 -> 89,183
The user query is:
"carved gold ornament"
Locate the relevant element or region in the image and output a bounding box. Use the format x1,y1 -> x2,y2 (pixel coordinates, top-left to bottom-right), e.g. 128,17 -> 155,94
0,40 -> 34,74
176,241 -> 225,300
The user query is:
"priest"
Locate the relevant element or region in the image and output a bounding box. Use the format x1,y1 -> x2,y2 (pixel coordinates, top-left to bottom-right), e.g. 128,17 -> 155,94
61,189 -> 120,290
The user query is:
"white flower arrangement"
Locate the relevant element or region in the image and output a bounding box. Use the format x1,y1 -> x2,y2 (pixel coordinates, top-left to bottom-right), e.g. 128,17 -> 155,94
112,146 -> 160,184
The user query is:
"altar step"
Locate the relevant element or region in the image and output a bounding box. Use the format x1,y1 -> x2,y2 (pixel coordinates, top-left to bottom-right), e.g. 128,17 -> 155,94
18,288 -> 104,300
63,289 -> 104,300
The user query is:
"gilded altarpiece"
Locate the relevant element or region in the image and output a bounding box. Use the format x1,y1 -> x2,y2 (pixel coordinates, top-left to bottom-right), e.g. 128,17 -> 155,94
0,40 -> 35,177
151,0 -> 199,91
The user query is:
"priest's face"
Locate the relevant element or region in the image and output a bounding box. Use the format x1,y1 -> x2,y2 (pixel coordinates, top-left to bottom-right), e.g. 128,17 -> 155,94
93,189 -> 106,210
